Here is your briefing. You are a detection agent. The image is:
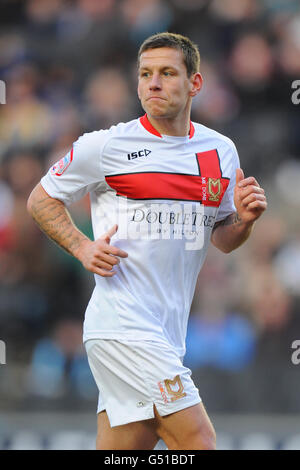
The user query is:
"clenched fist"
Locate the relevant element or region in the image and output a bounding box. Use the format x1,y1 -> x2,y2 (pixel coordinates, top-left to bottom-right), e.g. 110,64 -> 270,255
234,168 -> 267,225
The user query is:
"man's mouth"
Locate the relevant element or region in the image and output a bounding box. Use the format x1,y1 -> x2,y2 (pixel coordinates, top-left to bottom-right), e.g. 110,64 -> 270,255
147,96 -> 166,101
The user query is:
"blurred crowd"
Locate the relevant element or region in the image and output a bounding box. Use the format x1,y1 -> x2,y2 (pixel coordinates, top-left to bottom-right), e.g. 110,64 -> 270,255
0,0 -> 300,413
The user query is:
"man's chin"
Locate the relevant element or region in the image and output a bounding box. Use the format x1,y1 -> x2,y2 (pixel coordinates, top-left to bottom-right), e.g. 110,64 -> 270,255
144,107 -> 170,119
142,102 -> 166,116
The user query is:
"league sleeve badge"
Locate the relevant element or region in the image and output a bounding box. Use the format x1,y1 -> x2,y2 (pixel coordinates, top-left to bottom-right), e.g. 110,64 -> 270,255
50,147 -> 73,176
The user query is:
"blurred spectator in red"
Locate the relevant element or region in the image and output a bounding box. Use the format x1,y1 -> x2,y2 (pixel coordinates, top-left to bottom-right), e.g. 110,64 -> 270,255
0,180 -> 14,252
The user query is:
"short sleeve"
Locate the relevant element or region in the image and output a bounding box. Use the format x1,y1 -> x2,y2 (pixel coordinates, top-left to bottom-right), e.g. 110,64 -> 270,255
41,130 -> 108,206
215,141 -> 240,223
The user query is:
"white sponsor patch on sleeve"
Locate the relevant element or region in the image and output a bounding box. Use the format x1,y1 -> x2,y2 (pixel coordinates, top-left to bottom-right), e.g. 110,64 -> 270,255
50,147 -> 73,176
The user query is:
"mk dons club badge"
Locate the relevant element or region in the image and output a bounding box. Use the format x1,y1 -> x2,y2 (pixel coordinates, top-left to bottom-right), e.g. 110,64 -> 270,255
207,177 -> 222,202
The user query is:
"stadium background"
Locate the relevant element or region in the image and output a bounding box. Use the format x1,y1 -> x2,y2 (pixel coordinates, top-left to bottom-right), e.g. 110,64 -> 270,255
0,0 -> 300,450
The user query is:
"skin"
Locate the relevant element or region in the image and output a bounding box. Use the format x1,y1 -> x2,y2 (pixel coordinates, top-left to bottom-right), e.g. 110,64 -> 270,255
136,47 -> 267,251
211,168 -> 267,253
27,46 -> 267,450
138,47 -> 203,136
96,403 -> 216,450
27,185 -> 128,277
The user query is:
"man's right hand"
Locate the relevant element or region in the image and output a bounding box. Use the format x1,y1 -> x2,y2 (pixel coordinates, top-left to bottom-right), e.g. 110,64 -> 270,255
76,224 -> 128,277
28,184 -> 127,277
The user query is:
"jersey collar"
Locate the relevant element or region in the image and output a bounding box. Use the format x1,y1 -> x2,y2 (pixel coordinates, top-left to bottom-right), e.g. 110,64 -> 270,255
140,114 -> 195,139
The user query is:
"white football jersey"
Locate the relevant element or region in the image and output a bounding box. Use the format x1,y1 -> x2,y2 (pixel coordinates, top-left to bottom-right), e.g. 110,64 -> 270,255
41,115 -> 240,357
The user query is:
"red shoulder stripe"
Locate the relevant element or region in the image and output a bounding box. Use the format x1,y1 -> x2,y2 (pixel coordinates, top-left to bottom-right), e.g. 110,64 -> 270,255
196,149 -> 222,178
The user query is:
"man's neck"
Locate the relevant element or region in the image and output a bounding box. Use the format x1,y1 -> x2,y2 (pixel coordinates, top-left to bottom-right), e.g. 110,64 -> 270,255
146,111 -> 191,137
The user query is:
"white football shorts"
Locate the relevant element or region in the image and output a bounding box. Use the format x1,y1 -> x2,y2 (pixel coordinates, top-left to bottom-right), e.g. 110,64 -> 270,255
85,338 -> 201,428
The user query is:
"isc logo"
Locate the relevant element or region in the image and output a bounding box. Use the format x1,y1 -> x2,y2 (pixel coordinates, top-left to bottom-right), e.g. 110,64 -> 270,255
127,149 -> 151,160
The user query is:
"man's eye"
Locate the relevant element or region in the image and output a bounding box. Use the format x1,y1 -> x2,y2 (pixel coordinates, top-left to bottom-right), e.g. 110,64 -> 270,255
141,72 -> 150,77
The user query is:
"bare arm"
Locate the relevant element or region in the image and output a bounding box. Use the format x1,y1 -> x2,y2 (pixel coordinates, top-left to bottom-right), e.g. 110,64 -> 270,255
27,183 -> 90,258
211,212 -> 254,253
211,169 -> 267,253
27,183 -> 128,277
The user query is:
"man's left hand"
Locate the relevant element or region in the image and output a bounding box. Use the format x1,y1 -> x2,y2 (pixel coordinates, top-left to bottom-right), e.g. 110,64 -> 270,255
234,168 -> 267,224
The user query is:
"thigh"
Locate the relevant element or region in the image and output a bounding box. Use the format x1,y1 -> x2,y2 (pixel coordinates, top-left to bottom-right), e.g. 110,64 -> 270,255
86,339 -> 201,428
96,410 -> 159,450
153,402 -> 216,450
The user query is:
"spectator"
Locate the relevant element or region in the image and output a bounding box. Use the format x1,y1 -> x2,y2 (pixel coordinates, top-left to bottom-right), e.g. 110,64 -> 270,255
0,0 -> 299,414
26,319 -> 97,400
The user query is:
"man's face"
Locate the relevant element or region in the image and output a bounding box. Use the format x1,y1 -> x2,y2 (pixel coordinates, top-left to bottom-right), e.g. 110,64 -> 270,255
138,47 -> 197,119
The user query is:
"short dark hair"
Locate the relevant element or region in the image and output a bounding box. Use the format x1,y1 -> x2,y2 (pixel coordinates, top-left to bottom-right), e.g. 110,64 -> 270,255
138,32 -> 200,77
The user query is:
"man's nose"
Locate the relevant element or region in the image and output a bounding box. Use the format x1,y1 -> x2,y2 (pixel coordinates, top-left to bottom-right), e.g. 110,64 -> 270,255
149,73 -> 162,90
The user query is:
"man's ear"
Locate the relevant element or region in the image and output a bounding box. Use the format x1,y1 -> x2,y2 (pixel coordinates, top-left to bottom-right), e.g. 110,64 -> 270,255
189,72 -> 203,97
